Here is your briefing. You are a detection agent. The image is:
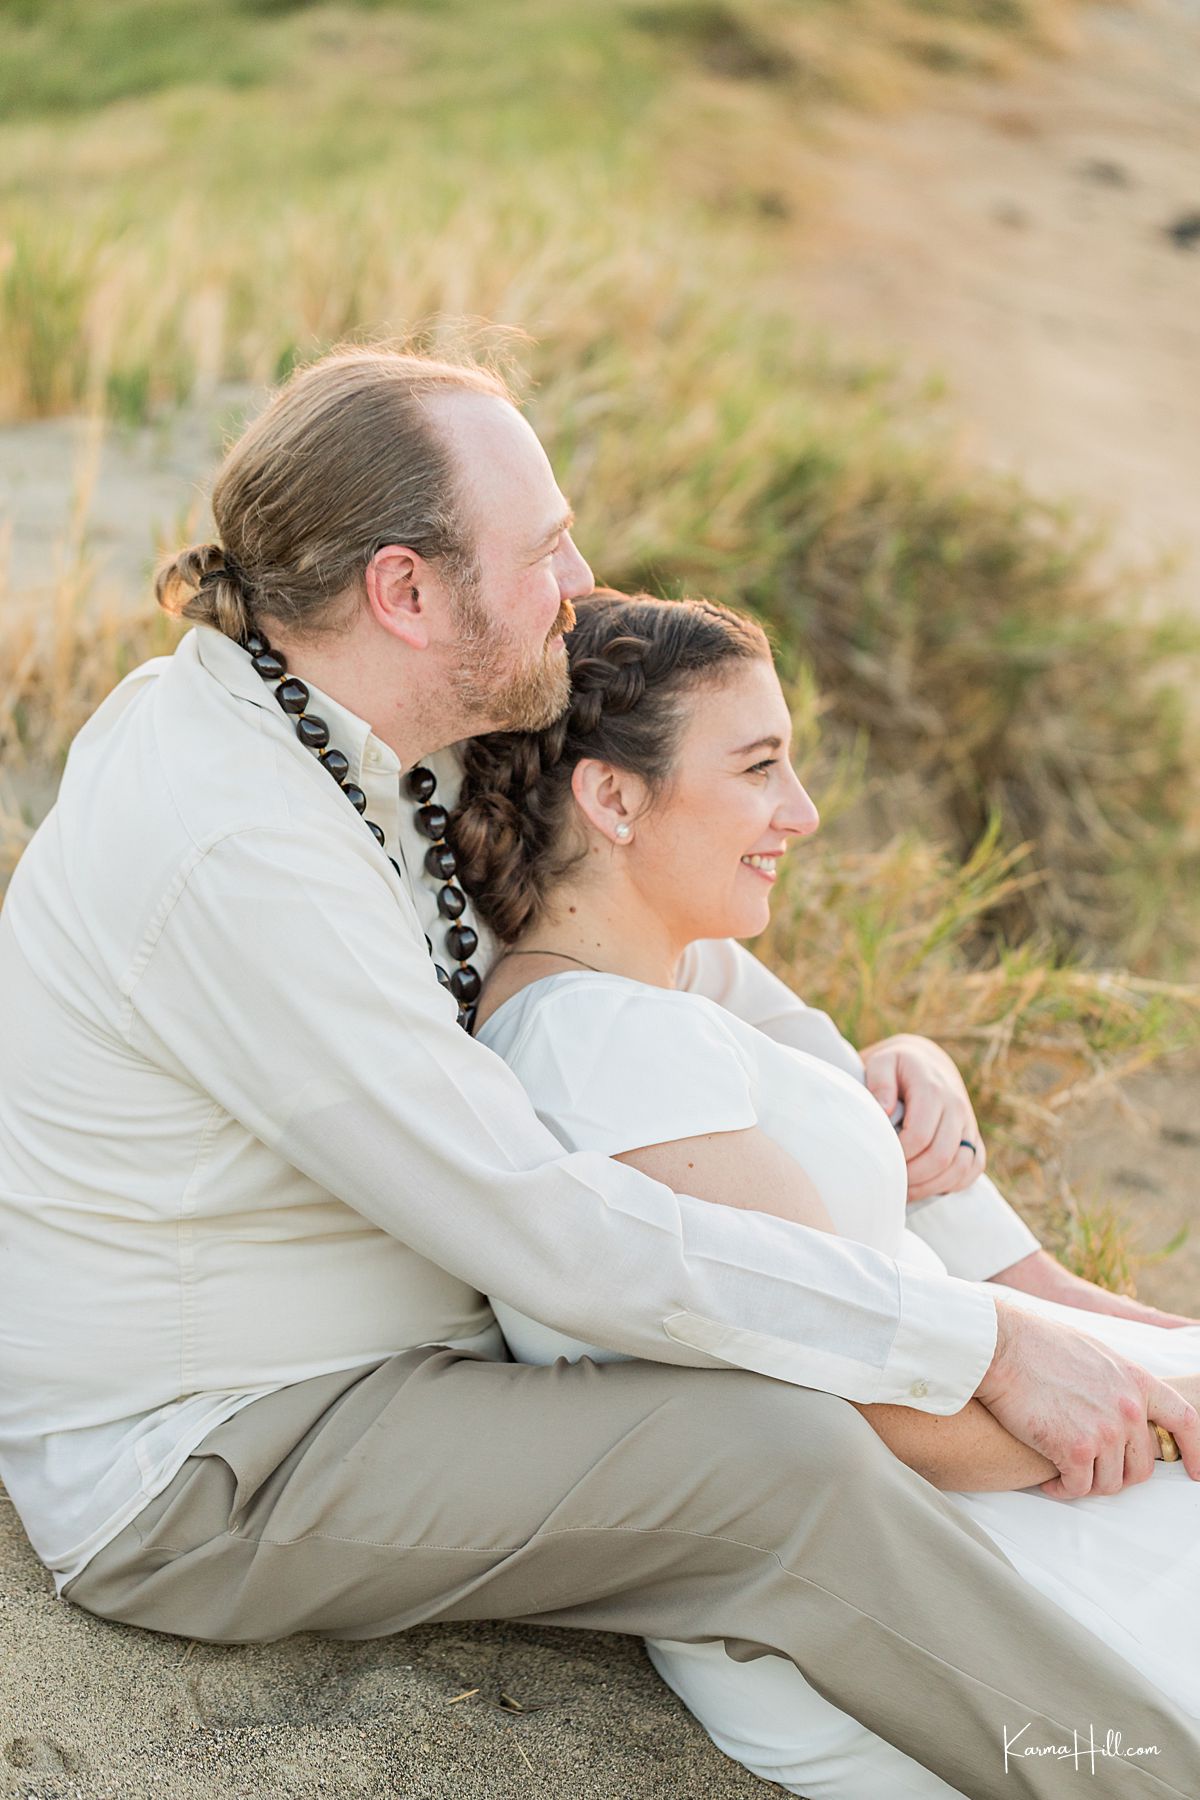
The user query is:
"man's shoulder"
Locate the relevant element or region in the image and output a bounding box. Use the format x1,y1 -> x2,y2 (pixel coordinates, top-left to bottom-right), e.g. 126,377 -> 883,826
63,629 -> 293,848
24,633 -> 332,959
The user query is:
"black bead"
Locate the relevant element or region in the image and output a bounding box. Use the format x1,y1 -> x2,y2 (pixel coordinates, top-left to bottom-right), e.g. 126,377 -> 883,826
449,964 -> 482,1005
296,713 -> 329,750
416,803 -> 449,841
342,783 -> 367,814
437,883 -> 466,919
424,843 -> 457,881
251,649 -> 286,681
320,748 -> 350,783
406,766 -> 437,801
367,819 -> 386,847
457,1003 -> 478,1035
446,923 -> 478,960
277,677 -> 309,715
435,964 -> 451,988
244,629 -> 268,659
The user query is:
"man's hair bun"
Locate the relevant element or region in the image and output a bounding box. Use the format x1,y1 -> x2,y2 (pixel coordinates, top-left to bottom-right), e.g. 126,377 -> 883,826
154,542 -> 254,641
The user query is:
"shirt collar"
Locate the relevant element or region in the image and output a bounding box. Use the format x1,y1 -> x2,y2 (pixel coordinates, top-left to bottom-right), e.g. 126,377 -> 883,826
191,623 -> 401,785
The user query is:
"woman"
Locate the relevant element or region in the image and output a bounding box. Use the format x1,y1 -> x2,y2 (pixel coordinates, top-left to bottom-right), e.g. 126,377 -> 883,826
449,590 -> 1200,1800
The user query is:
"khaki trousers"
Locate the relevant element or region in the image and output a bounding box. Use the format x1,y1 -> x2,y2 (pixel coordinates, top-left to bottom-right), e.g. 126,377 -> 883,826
61,1347 -> 1200,1799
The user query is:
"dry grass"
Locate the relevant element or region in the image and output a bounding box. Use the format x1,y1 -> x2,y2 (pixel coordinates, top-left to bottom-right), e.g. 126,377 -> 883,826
0,411 -> 184,767
0,0 -> 1090,426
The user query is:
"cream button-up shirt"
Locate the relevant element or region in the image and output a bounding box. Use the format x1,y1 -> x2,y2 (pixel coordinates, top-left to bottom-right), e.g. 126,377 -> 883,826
0,625 -> 1031,1595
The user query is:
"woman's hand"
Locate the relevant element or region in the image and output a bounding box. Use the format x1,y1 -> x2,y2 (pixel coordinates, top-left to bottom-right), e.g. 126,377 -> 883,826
860,1033 -> 986,1202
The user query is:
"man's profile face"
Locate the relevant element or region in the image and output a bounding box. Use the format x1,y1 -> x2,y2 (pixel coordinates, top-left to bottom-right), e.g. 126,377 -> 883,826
427,391 -> 594,733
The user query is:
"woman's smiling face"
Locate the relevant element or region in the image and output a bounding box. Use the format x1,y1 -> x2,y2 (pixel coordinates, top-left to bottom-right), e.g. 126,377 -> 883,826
625,655 -> 819,944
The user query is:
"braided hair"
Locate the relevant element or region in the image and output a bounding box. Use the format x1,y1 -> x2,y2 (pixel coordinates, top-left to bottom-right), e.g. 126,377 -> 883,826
449,590 -> 771,943
154,541 -> 257,641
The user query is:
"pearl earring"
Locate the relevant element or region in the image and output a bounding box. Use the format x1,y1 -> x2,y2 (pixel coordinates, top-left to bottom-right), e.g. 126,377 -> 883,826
615,823 -> 631,841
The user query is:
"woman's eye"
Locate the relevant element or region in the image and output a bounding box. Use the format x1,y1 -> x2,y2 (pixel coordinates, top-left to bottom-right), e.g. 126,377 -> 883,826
747,758 -> 778,776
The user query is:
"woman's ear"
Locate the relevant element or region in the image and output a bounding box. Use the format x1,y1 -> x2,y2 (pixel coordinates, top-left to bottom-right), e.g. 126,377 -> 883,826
571,759 -> 645,846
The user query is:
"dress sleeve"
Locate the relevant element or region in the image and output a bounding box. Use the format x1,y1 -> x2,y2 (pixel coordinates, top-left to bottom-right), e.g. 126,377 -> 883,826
500,981 -> 760,1158
675,938 -> 865,1077
678,938 -> 1043,1279
905,1177 -> 1042,1283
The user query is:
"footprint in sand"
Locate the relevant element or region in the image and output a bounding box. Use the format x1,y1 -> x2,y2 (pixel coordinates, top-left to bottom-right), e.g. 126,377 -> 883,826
3,1735 -> 80,1776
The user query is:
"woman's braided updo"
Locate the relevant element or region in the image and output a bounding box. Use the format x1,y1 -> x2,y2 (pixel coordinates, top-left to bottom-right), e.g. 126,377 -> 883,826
450,590 -> 771,944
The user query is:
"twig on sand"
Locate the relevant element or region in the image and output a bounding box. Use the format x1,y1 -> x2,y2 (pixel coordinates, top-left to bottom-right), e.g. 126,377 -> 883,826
509,1727 -> 536,1775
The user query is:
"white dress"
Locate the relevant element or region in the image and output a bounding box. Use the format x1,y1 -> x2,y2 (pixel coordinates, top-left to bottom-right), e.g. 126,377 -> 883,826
476,972 -> 1200,1800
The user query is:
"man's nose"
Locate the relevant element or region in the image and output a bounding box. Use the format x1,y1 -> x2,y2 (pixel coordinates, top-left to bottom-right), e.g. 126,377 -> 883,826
560,534 -> 594,600
777,770 -> 819,839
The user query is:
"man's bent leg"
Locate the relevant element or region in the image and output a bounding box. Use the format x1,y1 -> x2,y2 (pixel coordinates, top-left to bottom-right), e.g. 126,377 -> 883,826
63,1348 -> 1200,1800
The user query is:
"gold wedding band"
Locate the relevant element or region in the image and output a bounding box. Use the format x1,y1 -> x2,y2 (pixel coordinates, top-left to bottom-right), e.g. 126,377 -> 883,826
1152,1422 -> 1182,1462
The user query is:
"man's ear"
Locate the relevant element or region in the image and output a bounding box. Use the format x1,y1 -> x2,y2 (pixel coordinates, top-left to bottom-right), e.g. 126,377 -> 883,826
570,759 -> 645,846
365,544 -> 432,650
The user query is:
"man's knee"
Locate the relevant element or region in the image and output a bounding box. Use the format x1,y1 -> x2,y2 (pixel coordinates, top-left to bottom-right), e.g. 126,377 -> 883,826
651,1365 -> 886,1533
719,1370 -> 883,1474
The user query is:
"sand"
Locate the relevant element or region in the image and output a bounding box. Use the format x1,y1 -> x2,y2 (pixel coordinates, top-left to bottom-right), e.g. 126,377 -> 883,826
789,0 -> 1200,615
0,1488 -> 779,1799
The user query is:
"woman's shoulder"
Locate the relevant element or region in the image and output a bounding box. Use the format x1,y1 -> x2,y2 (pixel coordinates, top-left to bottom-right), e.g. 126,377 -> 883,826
473,972 -> 762,1157
474,973 -> 765,1112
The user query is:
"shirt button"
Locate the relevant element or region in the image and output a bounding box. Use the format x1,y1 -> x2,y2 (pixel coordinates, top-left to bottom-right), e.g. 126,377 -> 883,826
909,1379 -> 929,1398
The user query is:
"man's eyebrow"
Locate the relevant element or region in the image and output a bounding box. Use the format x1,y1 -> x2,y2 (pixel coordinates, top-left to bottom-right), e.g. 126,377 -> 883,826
730,734 -> 784,757
530,507 -> 575,551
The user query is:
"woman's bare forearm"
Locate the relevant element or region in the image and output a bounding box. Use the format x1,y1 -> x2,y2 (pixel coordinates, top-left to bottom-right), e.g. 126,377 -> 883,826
855,1371 -> 1200,1492
850,1395 -> 1056,1492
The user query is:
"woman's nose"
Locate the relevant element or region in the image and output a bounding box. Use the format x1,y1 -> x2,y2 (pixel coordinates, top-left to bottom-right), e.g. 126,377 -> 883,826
777,772 -> 819,839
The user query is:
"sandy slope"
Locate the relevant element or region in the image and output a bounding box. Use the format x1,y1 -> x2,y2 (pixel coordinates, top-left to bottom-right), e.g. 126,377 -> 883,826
791,0 -> 1200,613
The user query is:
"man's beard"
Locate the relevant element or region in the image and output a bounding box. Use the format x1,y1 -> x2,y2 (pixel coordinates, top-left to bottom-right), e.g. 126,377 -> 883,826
449,567 -> 575,733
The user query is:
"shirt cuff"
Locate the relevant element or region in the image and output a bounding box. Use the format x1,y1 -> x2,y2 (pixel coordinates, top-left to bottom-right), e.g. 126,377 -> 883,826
905,1174 -> 1042,1283
660,1261 -> 998,1416
876,1264 -> 1000,1413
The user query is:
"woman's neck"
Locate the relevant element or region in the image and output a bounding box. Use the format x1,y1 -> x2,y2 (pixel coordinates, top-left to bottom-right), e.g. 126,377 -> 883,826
480,880 -> 684,1027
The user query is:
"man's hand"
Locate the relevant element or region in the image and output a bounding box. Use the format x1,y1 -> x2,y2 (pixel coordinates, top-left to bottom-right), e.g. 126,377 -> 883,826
861,1033 -> 985,1201
992,1248 -> 1200,1329
975,1300 -> 1200,1497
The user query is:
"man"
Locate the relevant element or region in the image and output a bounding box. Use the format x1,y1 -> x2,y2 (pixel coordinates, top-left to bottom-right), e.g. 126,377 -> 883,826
2,346 -> 1197,1800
